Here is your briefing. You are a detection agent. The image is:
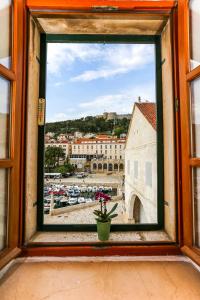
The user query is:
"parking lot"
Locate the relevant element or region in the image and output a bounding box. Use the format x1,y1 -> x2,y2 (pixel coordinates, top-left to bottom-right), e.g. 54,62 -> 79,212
45,173 -> 123,186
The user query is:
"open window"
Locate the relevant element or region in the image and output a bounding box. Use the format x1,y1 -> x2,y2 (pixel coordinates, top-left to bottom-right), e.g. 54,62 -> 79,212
25,11 -> 177,244
37,34 -> 164,232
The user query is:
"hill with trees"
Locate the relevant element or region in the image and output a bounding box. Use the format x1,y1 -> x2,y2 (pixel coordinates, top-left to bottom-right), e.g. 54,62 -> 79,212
45,116 -> 130,138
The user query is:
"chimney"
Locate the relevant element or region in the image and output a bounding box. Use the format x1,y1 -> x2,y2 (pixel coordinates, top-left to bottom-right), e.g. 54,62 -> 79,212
138,96 -> 141,103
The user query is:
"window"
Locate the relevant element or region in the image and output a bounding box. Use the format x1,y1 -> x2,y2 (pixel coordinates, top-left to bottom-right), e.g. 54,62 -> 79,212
0,0 -> 23,260
0,0 -> 12,68
0,169 -> 9,251
145,162 -> 152,187
190,0 -> 200,70
134,161 -> 138,179
38,34 -> 163,231
127,160 -> 130,175
190,77 -> 200,157
0,77 -> 11,158
193,168 -> 200,247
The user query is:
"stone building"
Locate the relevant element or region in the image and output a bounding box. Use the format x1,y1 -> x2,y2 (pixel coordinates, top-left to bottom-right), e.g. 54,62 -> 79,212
125,102 -> 157,223
70,136 -> 126,172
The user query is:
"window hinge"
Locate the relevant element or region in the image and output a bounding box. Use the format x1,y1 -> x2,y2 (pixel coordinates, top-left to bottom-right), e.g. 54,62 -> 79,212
175,97 -> 179,112
161,58 -> 166,66
38,98 -> 46,126
36,56 -> 40,64
92,6 -> 118,12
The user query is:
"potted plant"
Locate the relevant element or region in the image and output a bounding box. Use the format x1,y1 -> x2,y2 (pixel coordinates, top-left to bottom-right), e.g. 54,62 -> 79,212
93,192 -> 118,241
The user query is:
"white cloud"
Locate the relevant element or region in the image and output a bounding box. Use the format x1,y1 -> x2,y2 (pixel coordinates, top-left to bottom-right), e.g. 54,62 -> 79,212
79,83 -> 155,113
54,82 -> 64,87
47,43 -> 102,75
70,67 -> 128,82
47,81 -> 155,122
47,43 -> 154,81
70,44 -> 154,82
51,113 -> 68,121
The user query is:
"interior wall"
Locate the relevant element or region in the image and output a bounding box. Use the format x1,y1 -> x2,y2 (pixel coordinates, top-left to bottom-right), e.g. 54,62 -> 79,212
161,19 -> 176,240
25,16 -> 40,242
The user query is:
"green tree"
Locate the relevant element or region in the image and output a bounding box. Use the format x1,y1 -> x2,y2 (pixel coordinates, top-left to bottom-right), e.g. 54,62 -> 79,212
45,146 -> 65,171
55,163 -> 75,174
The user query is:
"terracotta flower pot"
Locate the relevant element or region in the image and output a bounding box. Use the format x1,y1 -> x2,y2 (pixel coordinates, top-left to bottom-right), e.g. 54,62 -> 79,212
97,220 -> 111,241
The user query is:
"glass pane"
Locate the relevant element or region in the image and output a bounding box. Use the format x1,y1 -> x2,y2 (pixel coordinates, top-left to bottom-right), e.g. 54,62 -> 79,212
0,0 -> 12,68
193,168 -> 200,247
190,77 -> 200,157
190,0 -> 200,70
0,169 -> 8,251
0,76 -> 11,158
43,42 -> 158,226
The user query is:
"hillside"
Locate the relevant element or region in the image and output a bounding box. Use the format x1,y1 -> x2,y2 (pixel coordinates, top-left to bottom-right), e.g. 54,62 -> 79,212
45,116 -> 130,137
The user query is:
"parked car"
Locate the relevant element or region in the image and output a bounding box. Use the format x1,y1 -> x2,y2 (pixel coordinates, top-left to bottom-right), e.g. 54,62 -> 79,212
76,174 -> 84,178
85,198 -> 93,203
92,186 -> 98,192
80,185 -> 87,192
87,186 -> 93,192
77,197 -> 85,204
44,204 -> 50,214
71,190 -> 80,197
68,198 -> 78,205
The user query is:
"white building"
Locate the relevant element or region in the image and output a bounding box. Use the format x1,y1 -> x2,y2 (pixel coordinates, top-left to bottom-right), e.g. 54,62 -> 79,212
84,133 -> 96,139
57,133 -> 68,142
125,103 -> 157,223
72,136 -> 125,160
70,136 -> 126,172
45,141 -> 70,159
74,131 -> 83,139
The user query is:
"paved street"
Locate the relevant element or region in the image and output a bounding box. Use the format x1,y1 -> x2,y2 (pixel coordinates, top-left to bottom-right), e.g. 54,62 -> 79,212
44,198 -> 134,225
45,173 -> 123,186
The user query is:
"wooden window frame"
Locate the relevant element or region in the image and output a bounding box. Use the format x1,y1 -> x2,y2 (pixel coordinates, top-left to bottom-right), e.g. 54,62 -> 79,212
0,0 -> 25,269
7,0 -> 200,264
178,0 -> 200,265
21,0 -> 182,258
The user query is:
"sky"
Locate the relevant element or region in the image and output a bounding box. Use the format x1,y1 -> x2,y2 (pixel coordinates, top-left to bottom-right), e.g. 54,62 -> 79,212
46,43 -> 156,122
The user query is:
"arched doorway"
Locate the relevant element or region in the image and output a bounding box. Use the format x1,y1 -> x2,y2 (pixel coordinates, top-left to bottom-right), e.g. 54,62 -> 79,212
98,163 -> 102,171
133,196 -> 143,224
103,163 -> 107,170
119,163 -> 124,171
114,163 -> 118,171
93,163 -> 97,170
108,163 -> 113,171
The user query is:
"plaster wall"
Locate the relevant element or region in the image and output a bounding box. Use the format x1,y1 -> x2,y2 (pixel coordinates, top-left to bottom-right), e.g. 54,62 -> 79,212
25,16 -> 40,242
161,20 -> 176,240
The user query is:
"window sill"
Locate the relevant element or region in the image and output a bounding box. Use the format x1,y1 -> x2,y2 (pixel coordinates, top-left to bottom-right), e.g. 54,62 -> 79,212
29,230 -> 172,245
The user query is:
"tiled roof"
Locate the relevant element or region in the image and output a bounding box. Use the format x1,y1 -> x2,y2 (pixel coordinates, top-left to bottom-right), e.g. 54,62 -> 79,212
74,138 -> 126,144
135,102 -> 156,130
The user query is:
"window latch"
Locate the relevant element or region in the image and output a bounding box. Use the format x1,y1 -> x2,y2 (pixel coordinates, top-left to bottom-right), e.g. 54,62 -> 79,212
175,97 -> 179,112
38,98 -> 46,126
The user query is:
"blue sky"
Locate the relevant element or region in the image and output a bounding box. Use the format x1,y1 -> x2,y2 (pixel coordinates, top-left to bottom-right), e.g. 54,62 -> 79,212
46,43 -> 156,122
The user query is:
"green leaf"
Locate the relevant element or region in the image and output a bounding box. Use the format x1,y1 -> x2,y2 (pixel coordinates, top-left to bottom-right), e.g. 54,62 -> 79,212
107,203 -> 118,217
109,213 -> 118,219
93,210 -> 101,216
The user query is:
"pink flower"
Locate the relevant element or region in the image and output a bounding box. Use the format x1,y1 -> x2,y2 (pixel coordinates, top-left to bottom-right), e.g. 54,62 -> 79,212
95,192 -> 111,201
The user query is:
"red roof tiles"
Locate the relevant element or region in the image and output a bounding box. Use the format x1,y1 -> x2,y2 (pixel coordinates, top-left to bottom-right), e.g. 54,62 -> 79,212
135,102 -> 157,130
